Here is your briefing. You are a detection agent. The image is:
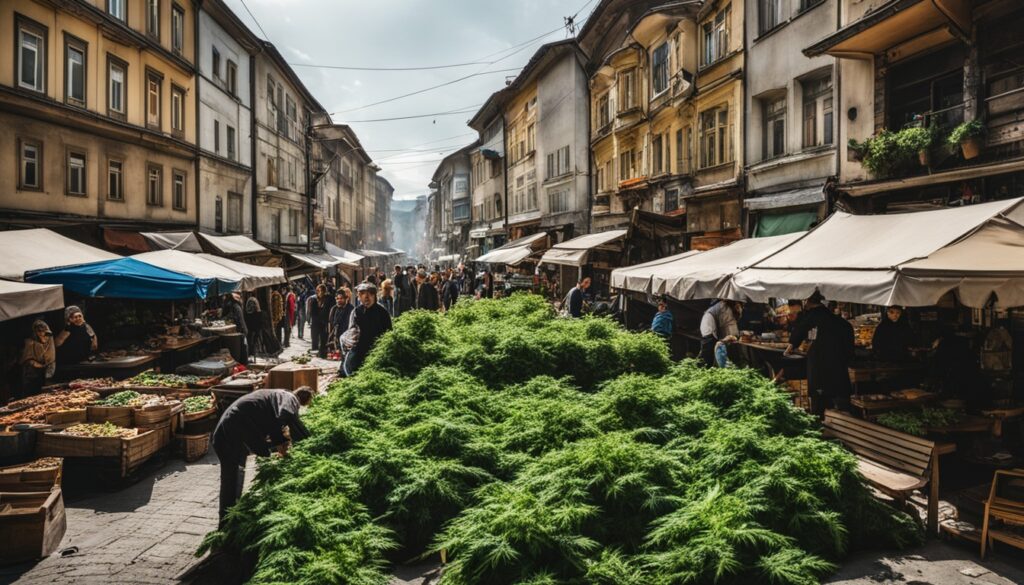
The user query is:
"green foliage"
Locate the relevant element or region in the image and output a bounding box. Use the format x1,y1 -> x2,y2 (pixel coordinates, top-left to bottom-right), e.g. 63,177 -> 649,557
947,119 -> 985,144
858,126 -> 940,178
877,408 -> 960,436
205,295 -> 922,584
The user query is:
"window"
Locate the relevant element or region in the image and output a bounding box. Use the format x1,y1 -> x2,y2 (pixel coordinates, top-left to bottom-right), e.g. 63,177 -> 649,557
107,160 -> 123,200
147,0 -> 160,39
227,126 -> 236,160
171,4 -> 184,55
699,105 -> 732,168
215,196 -> 224,232
665,189 -> 680,213
652,42 -> 670,95
214,120 -> 220,153
702,5 -> 731,66
172,170 -> 186,210
107,57 -> 126,118
65,37 -> 86,106
108,0 -> 125,21
619,149 -> 634,181
67,151 -> 86,196
17,18 -> 46,93
226,61 -> 237,96
19,139 -> 42,190
800,0 -> 825,12
266,75 -> 276,126
759,0 -> 783,35
802,73 -> 833,148
597,93 -> 610,128
271,211 -> 281,243
147,164 -> 162,205
287,158 -> 296,188
548,188 -> 569,214
228,192 -> 242,233
453,200 -> 470,221
171,85 -> 185,136
147,71 -> 162,128
289,209 -> 298,236
285,95 -> 297,139
494,194 -> 502,216
618,69 -> 636,111
527,184 -> 538,210
526,123 -> 535,153
675,129 -> 684,174
763,96 -> 786,159
212,47 -> 221,79
652,134 -> 664,175
546,146 -> 570,179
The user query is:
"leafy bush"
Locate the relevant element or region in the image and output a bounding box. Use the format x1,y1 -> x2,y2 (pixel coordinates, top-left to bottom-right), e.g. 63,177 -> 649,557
947,119 -> 985,145
859,126 -> 939,177
203,295 -> 922,585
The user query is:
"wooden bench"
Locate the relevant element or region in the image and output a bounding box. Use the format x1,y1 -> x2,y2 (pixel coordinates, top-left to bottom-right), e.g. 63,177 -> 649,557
981,468 -> 1024,558
823,409 -> 943,534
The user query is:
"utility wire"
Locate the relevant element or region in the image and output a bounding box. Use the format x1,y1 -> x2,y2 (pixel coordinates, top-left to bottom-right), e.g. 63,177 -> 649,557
363,132 -> 476,152
342,104 -> 483,123
238,0 -> 270,40
331,68 -> 522,115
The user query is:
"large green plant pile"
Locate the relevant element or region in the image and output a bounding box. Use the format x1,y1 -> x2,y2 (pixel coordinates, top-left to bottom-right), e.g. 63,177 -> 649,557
201,295 -> 922,585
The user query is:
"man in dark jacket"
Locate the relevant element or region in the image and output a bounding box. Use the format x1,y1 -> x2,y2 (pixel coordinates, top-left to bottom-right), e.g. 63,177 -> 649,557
212,387 -> 313,523
328,289 -> 354,353
442,271 -> 460,310
566,277 -> 591,318
225,292 -> 248,364
308,284 -> 332,358
415,269 -> 440,311
785,292 -> 855,416
343,283 -> 393,376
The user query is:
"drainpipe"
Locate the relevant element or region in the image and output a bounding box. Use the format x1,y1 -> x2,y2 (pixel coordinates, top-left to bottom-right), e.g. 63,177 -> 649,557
193,4 -> 200,232
249,53 -> 258,240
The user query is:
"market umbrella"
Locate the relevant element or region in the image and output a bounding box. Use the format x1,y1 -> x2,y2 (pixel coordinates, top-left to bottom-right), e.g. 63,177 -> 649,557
26,258 -> 211,300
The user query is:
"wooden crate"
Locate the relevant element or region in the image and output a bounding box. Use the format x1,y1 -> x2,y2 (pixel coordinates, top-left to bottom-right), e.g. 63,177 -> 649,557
134,403 -> 174,427
0,459 -> 62,492
43,410 -> 87,426
86,405 -> 134,427
37,429 -> 162,478
139,420 -> 173,450
0,489 -> 67,564
0,429 -> 38,464
267,363 -> 318,391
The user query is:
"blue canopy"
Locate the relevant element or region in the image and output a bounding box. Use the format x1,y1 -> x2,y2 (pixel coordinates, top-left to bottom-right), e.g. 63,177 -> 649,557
26,258 -> 211,300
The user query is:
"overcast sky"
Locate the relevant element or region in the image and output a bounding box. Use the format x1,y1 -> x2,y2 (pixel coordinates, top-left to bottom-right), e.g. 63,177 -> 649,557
222,0 -> 596,199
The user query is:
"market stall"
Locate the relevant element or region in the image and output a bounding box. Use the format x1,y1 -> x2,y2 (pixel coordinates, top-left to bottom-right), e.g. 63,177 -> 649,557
541,229 -> 628,300
474,233 -> 550,296
133,250 -> 244,295
0,228 -> 120,281
25,258 -> 212,301
140,231 -> 204,253
0,281 -> 63,322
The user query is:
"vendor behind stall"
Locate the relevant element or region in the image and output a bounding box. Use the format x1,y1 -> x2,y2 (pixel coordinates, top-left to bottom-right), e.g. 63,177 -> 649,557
55,305 -> 97,366
785,293 -> 854,416
20,320 -> 55,397
872,306 -> 915,362
700,300 -> 741,367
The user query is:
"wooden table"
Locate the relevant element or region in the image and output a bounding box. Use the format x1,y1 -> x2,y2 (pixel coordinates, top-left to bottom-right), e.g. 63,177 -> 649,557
980,407 -> 1024,438
151,337 -> 217,373
60,355 -> 158,380
848,361 -> 925,394
849,393 -> 938,419
928,415 -> 996,436
735,341 -> 805,379
201,324 -> 236,336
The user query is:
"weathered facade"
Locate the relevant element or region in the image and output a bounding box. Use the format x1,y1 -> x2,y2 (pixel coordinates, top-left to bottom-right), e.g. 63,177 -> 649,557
2,0 -> 197,227
374,175 -> 394,249
430,142 -> 476,260
197,0 -> 258,236
467,93 -> 507,259
807,0 -> 1024,212
743,0 -> 836,236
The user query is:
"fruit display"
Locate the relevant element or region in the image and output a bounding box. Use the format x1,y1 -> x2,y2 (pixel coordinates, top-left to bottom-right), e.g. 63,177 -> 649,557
66,378 -> 116,390
182,395 -> 214,414
60,422 -> 138,438
202,295 -> 922,585
123,371 -> 202,388
24,457 -> 62,470
0,390 -> 100,426
93,390 -> 167,408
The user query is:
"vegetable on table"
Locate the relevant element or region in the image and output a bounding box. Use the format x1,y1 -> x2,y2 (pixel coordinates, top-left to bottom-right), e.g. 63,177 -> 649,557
124,371 -> 201,388
60,422 -> 138,438
182,395 -> 214,414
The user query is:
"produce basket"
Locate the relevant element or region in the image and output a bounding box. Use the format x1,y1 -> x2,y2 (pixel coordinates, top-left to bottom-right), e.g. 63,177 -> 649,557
190,375 -> 223,389
133,403 -> 175,427
86,405 -> 134,427
175,433 -> 211,462
43,410 -> 87,426
36,429 -> 162,478
0,458 -> 63,492
0,488 -> 67,564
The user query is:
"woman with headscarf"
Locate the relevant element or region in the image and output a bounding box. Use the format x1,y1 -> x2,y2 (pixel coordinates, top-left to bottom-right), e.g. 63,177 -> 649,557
21,320 -> 56,396
872,306 -> 915,362
56,305 -> 98,366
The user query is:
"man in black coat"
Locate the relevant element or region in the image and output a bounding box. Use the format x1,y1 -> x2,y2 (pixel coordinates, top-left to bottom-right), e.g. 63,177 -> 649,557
308,284 -> 332,358
225,292 -> 248,364
343,283 -> 393,376
442,271 -> 460,311
328,289 -> 354,351
785,292 -> 855,416
415,269 -> 440,311
212,387 -> 313,523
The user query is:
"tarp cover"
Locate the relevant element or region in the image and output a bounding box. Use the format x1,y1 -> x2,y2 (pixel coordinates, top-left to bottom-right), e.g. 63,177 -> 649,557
324,242 -> 364,266
0,229 -> 121,281
198,254 -> 286,291
142,231 -> 204,252
540,229 -> 628,267
26,258 -> 211,300
754,210 -> 818,237
0,280 -> 63,321
103,228 -> 151,254
610,250 -> 701,294
133,250 -> 242,293
289,252 -> 348,271
732,197 -> 1024,307
198,233 -> 267,256
475,232 -> 548,266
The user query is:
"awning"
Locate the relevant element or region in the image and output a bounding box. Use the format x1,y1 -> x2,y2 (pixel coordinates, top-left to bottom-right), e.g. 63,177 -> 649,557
142,231 -> 204,252
744,187 -> 825,211
475,232 -> 549,265
0,229 -> 120,281
839,156 -> 1024,198
610,251 -> 701,294
732,197 -> 1024,307
540,229 -> 628,267
198,233 -> 268,256
323,242 -> 364,267
289,252 -> 348,271
26,258 -> 211,300
804,0 -> 970,59
0,280 -> 64,321
134,250 -> 241,293
754,210 -> 819,237
197,254 -> 286,291
649,232 -> 806,300
438,254 -> 462,264
103,228 -> 151,254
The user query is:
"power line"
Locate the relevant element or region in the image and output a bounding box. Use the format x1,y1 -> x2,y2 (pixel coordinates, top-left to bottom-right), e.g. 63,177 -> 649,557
290,61 -> 493,72
342,104 -> 483,124
237,0 -> 270,40
363,132 -> 476,152
331,68 -> 522,115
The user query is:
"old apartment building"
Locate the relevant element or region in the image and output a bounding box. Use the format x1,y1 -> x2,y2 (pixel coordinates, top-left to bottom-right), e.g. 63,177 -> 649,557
467,94 -> 506,259
1,0 -> 197,226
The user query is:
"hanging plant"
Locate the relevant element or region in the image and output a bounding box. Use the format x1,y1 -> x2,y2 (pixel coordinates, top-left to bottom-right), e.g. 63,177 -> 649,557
947,119 -> 986,160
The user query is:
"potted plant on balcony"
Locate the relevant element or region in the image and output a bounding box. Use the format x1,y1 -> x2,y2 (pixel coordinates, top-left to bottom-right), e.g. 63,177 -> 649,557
948,119 -> 985,160
848,138 -> 866,162
899,125 -> 940,167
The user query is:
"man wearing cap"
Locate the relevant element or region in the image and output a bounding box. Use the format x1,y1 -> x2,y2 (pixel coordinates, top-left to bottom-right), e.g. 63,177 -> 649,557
343,283 -> 393,376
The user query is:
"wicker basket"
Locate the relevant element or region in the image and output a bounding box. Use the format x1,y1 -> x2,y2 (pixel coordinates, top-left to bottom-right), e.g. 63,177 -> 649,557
176,433 -> 210,462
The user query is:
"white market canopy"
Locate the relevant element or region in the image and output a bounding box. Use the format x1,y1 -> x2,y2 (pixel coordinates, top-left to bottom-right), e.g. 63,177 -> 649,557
731,197 -> 1024,308
0,280 -> 64,321
198,233 -> 268,256
133,250 -> 244,292
141,231 -> 204,252
610,250 -> 701,294
289,252 -> 349,271
0,228 -> 120,281
611,232 -> 806,300
540,229 -> 628,267
197,254 -> 286,291
324,242 -> 364,267
475,233 -> 549,266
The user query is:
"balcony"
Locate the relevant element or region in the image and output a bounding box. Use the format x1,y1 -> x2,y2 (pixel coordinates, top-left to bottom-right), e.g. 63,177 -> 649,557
592,193 -> 611,215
